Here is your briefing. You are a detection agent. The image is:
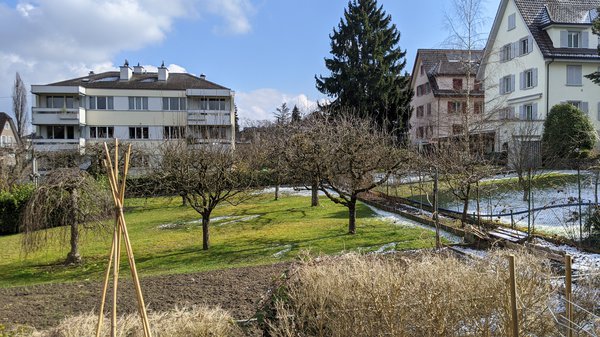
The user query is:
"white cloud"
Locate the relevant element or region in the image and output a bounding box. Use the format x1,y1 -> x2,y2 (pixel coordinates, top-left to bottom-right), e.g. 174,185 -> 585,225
0,0 -> 255,119
236,88 -> 327,123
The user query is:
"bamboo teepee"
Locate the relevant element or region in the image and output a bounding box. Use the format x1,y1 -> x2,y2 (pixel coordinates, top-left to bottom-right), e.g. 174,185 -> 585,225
96,140 -> 151,337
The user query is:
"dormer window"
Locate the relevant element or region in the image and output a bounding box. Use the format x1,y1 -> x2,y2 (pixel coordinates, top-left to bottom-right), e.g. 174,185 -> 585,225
568,31 -> 580,48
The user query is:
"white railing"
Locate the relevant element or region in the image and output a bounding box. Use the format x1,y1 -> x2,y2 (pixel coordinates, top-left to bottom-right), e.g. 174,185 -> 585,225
32,107 -> 86,125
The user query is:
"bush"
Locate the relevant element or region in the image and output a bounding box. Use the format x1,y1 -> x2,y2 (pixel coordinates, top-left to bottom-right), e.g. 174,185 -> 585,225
0,184 -> 34,235
542,103 -> 597,162
266,251 -> 599,336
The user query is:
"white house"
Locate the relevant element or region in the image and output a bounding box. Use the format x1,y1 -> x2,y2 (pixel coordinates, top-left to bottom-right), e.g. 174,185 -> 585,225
409,49 -> 486,149
31,61 -> 235,153
478,0 -> 600,154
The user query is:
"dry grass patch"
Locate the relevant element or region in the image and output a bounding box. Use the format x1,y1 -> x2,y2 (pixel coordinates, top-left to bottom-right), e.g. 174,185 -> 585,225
31,306 -> 241,337
267,250 -> 599,336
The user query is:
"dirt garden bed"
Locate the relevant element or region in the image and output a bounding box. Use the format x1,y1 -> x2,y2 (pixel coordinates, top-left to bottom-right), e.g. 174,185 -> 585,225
0,263 -> 289,330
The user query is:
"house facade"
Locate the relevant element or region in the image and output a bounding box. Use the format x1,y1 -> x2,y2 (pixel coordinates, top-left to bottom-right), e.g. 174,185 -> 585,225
409,49 -> 486,148
31,61 -> 235,153
0,112 -> 21,167
478,0 -> 600,154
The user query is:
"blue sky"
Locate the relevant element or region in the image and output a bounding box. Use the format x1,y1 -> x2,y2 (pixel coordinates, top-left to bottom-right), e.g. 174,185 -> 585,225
0,0 -> 498,124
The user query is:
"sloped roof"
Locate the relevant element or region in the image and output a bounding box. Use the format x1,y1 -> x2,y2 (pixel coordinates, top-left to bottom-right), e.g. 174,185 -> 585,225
0,112 -> 21,145
412,49 -> 484,97
514,0 -> 600,59
47,71 -> 230,91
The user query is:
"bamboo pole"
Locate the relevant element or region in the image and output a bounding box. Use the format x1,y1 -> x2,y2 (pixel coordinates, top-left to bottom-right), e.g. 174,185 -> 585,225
508,255 -> 519,337
565,254 -> 573,337
96,141 -> 151,337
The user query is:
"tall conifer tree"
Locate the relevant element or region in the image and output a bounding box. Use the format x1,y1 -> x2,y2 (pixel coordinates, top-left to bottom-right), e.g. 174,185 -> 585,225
316,0 -> 412,139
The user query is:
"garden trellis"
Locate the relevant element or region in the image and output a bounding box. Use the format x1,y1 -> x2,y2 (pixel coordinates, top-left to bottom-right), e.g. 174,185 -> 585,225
95,140 -> 151,337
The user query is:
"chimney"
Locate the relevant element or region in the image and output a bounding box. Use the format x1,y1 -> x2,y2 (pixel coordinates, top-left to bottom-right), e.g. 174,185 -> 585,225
158,61 -> 169,81
133,62 -> 145,74
200,73 -> 206,80
88,71 -> 94,76
119,59 -> 132,81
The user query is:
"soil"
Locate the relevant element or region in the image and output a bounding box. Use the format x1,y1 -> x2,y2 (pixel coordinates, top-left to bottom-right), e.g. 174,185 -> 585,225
0,263 -> 289,331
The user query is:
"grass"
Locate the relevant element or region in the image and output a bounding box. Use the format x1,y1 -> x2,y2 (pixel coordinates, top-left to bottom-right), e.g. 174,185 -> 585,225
0,193 -> 439,288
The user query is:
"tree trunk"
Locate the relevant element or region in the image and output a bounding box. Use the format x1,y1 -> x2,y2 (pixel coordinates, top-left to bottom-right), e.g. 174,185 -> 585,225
311,179 -> 319,207
461,185 -> 471,227
181,193 -> 187,206
66,189 -> 81,264
595,170 -> 599,205
518,176 -> 529,202
274,184 -> 279,201
348,195 -> 357,234
202,213 -> 210,250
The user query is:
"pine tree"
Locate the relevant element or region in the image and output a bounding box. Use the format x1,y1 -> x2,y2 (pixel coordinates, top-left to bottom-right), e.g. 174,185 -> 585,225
315,0 -> 413,139
273,102 -> 290,125
291,105 -> 302,123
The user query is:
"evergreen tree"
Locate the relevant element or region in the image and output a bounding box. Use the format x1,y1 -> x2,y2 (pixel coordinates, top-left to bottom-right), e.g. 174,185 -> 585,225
315,0 -> 413,139
274,102 -> 290,125
542,103 -> 597,160
234,104 -> 240,140
291,104 -> 302,123
586,11 -> 600,83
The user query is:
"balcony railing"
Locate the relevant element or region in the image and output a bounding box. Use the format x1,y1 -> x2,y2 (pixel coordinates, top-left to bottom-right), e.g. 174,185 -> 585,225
33,138 -> 85,152
187,111 -> 231,125
32,107 -> 86,125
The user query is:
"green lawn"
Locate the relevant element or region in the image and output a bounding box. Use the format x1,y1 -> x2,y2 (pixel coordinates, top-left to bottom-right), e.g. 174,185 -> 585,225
0,193 -> 438,288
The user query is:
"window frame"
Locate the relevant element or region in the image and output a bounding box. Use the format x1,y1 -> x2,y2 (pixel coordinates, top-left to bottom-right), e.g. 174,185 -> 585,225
568,31 -> 580,48
128,126 -> 149,139
89,126 -> 114,139
566,65 -> 583,86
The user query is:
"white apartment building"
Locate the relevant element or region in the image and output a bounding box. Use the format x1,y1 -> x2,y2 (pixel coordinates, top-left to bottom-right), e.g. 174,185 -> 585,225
478,0 -> 600,154
31,61 -> 235,153
409,49 -> 486,149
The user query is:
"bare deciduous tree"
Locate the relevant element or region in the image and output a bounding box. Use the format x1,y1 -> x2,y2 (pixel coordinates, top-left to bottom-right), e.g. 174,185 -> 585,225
155,142 -> 256,250
12,72 -> 28,141
21,168 -> 112,264
314,114 -> 406,234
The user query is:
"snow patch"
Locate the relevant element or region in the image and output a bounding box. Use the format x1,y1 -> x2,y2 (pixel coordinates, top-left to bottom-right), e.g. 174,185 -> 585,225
373,242 -> 397,254
533,238 -> 600,271
273,244 -> 292,258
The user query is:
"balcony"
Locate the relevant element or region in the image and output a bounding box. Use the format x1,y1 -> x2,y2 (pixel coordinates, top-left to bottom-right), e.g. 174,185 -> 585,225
187,111 -> 231,125
33,138 -> 85,152
32,107 -> 86,125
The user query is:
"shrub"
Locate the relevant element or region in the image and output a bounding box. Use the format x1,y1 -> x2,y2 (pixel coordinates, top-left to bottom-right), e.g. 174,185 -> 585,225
542,103 -> 597,162
0,184 -> 34,235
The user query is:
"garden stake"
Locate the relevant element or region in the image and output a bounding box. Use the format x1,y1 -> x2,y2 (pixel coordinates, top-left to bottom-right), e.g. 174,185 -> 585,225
95,140 -> 152,337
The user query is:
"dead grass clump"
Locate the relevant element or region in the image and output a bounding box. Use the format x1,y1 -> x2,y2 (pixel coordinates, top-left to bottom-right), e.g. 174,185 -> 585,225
33,306 -> 242,337
268,250 -> 560,336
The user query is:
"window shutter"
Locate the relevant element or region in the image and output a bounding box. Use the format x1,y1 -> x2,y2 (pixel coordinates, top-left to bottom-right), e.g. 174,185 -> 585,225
532,68 -> 538,87
499,78 -> 504,94
508,13 -> 516,30
520,72 -> 525,90
448,101 -> 453,113
89,97 -> 95,109
519,105 -> 525,120
532,103 -> 538,119
510,74 -> 515,92
582,31 -> 589,48
128,97 -> 134,110
511,42 -> 518,59
560,31 -> 568,47
511,106 -> 516,119
108,97 -> 114,110
528,36 -> 534,53
582,101 -> 589,114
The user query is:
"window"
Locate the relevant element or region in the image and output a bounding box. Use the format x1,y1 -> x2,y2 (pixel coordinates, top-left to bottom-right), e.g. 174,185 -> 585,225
128,97 -> 149,110
500,75 -> 514,94
474,81 -> 482,91
425,83 -> 431,94
416,86 -> 422,96
524,104 -> 533,120
521,68 -> 537,89
567,101 -> 588,114
568,31 -> 580,48
90,96 -> 114,110
164,126 -> 186,139
501,44 -> 512,62
499,107 -> 515,120
89,126 -> 114,139
566,65 -> 582,86
448,101 -> 464,114
508,13 -> 516,31
47,125 -> 75,139
519,36 -> 531,55
417,126 -> 424,139
453,79 -> 463,90
162,97 -> 187,111
420,65 -> 424,76
129,127 -> 149,139
4,122 -> 9,130
426,103 -> 432,115
46,96 -> 75,109
474,101 -> 483,114
416,106 -> 424,118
